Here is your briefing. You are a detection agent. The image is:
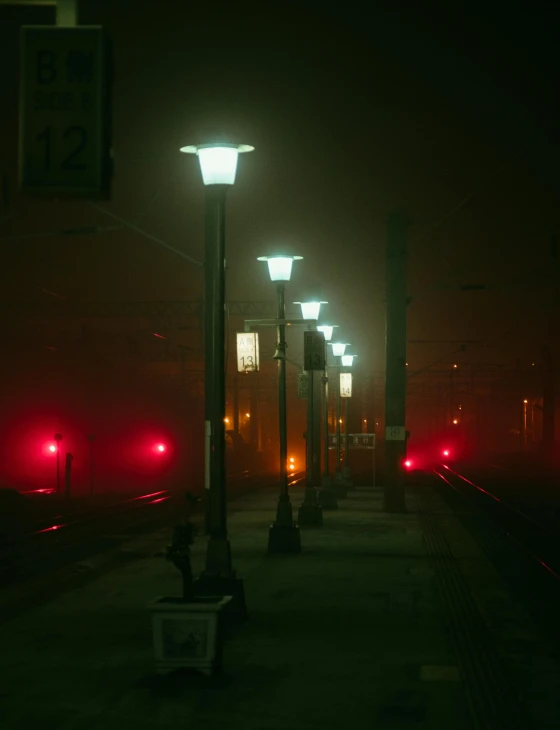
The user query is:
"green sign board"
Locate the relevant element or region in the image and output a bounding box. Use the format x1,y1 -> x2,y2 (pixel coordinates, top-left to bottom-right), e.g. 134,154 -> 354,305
19,26 -> 112,198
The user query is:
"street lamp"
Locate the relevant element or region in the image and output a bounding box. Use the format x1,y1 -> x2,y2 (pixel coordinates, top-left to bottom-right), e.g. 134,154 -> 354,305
257,254 -> 303,553
316,324 -> 339,508
340,354 -> 356,483
294,300 -> 327,526
181,138 -> 253,612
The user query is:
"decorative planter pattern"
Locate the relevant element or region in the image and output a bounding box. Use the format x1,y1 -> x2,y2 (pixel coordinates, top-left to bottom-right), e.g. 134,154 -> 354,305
148,595 -> 232,676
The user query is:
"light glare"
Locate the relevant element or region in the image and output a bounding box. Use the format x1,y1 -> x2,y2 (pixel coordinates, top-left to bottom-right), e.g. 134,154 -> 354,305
299,302 -> 323,320
317,325 -> 334,342
197,147 -> 239,185
331,342 -> 347,357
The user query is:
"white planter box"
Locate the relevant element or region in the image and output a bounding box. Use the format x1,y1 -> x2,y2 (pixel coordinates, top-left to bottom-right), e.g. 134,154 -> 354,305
148,595 -> 232,676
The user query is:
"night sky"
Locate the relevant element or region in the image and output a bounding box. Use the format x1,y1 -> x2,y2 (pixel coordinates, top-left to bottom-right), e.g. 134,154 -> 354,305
1,1 -> 559,373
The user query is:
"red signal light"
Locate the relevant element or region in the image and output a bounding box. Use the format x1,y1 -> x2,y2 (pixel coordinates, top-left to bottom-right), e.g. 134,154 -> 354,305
443,449 -> 449,457
404,459 -> 412,469
154,443 -> 166,453
48,444 -> 57,453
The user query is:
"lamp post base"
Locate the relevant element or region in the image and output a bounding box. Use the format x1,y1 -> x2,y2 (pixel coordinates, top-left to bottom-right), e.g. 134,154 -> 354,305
193,574 -> 246,627
297,494 -> 323,526
267,523 -> 302,553
332,473 -> 348,499
318,488 -> 339,510
194,536 -> 247,623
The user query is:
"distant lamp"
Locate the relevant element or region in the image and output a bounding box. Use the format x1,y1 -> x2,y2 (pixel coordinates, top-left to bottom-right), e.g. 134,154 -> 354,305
523,399 -> 528,404
317,324 -> 337,342
180,142 -> 254,186
330,342 -> 347,357
452,419 -> 459,425
294,301 -> 327,320
257,255 -> 303,282
341,354 -> 355,367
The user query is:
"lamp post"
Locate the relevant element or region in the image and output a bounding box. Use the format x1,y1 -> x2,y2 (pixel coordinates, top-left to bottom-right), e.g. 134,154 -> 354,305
340,354 -> 356,485
330,342 -> 349,496
316,324 -> 339,509
294,300 -> 327,526
257,255 -> 303,553
181,139 -> 253,611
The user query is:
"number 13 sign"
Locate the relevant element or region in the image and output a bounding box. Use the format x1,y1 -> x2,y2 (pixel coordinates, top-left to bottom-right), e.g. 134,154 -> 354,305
236,332 -> 260,372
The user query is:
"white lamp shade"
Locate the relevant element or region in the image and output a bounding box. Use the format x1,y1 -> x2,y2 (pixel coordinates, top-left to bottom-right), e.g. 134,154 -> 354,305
341,355 -> 354,367
317,325 -> 334,342
299,301 -> 322,320
331,342 -> 347,357
197,146 -> 239,185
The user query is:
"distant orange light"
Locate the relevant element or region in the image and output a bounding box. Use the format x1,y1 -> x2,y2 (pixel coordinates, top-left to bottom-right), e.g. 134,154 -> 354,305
453,363 -> 458,369
523,399 -> 528,404
452,419 -> 459,425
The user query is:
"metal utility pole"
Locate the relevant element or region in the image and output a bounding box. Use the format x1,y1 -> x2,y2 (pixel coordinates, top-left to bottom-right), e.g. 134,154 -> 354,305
88,434 -> 96,495
54,433 -> 63,493
542,345 -> 555,463
384,212 -> 408,513
233,374 -> 240,434
64,453 -> 73,498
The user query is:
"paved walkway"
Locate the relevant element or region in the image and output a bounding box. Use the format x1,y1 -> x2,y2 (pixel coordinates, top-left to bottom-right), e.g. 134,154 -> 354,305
0,482 -> 552,729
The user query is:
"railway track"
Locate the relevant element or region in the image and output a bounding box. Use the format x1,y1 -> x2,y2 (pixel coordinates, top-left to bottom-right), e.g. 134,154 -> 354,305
433,463 -> 560,582
0,470 -> 306,589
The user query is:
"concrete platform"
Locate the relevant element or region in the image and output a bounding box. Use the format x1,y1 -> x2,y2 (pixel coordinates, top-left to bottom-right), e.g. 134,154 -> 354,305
0,482 -> 550,729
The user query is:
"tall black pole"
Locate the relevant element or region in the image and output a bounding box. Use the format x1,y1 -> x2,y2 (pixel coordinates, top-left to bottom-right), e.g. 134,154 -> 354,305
318,346 -> 339,509
195,185 -> 245,614
384,211 -> 408,513
335,361 -> 342,477
322,359 -> 330,482
542,345 -> 555,464
268,282 -> 301,552
298,338 -> 323,525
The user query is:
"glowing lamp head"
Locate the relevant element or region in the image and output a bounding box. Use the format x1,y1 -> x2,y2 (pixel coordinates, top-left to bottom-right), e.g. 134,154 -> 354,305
257,255 -> 303,282
341,354 -> 355,367
452,419 -> 459,425
156,444 -> 165,453
48,444 -> 56,453
330,342 -> 347,357
317,325 -> 336,342
294,301 -> 327,320
180,141 -> 254,186
404,459 -> 412,469
443,449 -> 449,457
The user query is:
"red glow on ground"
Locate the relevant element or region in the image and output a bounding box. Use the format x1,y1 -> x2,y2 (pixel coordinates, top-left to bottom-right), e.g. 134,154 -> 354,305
129,490 -> 167,502
36,523 -> 65,534
148,496 -> 171,505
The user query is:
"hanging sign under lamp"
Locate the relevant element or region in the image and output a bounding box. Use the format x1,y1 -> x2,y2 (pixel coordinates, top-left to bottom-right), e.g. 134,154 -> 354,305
236,332 -> 259,372
340,372 -> 352,397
